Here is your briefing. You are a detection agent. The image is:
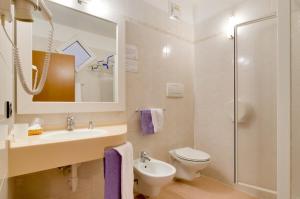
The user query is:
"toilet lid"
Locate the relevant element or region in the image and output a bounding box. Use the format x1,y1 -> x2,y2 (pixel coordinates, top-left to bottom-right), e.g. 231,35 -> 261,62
174,147 -> 210,162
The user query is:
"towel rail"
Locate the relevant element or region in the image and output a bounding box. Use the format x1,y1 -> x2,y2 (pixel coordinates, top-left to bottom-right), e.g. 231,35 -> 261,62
135,108 -> 166,112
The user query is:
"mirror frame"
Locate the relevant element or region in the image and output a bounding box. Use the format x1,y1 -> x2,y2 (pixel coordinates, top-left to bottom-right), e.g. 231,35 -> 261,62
16,0 -> 125,114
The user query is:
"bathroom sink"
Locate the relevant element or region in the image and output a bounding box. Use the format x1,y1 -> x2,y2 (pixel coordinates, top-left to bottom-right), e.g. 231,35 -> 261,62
41,129 -> 107,141
9,124 -> 127,177
134,158 -> 176,197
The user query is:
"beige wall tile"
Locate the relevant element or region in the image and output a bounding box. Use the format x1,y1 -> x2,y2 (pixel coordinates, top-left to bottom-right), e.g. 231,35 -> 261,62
12,8 -> 195,199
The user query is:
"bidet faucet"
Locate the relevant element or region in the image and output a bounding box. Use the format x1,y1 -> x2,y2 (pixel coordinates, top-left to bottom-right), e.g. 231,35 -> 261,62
140,151 -> 151,163
67,115 -> 75,131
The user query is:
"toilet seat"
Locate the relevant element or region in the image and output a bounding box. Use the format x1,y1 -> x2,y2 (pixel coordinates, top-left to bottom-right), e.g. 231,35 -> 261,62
174,147 -> 210,162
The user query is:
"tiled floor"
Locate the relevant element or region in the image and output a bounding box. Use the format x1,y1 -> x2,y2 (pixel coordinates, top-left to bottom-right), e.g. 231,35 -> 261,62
137,176 -> 257,199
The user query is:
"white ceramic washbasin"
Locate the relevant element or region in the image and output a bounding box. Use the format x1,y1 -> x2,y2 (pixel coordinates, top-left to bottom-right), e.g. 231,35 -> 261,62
41,129 -> 107,141
134,158 -> 176,197
9,124 -> 127,177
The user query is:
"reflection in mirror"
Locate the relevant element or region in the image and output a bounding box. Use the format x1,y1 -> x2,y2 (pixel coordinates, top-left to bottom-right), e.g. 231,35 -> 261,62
32,1 -> 117,102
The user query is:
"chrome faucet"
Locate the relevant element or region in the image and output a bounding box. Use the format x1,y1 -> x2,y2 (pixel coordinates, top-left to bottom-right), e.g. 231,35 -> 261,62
67,115 -> 75,131
88,121 -> 94,129
140,151 -> 151,163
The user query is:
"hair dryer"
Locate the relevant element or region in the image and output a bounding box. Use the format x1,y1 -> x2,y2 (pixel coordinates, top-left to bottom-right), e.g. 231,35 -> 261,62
0,0 -> 54,95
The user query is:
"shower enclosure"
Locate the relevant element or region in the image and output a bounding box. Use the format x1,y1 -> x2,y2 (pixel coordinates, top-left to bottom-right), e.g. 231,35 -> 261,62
234,15 -> 277,198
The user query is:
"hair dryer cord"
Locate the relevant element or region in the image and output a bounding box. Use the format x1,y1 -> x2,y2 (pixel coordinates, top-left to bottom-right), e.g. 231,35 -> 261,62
1,15 -> 54,96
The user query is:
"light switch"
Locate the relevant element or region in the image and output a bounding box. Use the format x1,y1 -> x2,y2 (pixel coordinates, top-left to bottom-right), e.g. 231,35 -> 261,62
166,83 -> 184,98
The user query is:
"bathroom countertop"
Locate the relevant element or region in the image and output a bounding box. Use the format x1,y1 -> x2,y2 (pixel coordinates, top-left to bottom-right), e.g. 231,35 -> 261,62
10,124 -> 127,148
8,124 -> 127,177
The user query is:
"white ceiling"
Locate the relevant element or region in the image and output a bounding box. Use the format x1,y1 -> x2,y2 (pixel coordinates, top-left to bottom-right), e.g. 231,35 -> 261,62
144,0 -> 246,24
191,0 -> 246,23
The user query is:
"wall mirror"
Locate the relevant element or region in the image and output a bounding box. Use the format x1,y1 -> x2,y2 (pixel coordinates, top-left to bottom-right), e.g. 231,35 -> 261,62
16,0 -> 125,114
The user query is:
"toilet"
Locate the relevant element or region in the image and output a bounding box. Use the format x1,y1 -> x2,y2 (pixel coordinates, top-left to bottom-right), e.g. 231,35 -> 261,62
169,147 -> 210,181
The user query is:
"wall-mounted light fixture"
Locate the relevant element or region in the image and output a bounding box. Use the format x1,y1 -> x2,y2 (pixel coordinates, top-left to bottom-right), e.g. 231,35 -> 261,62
162,45 -> 171,57
169,1 -> 181,21
227,16 -> 237,39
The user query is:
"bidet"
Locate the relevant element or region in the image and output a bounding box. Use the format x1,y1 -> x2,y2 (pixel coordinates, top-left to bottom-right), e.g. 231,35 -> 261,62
134,157 -> 176,197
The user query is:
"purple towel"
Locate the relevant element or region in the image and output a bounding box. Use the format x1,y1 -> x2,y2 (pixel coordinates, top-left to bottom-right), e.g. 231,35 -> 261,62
140,110 -> 155,135
104,149 -> 122,199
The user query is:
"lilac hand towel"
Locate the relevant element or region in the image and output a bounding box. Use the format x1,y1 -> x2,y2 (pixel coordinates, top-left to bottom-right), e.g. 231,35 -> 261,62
140,110 -> 155,135
104,149 -> 122,199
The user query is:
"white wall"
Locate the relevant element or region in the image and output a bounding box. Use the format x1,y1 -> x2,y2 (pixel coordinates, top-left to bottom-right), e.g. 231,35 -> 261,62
0,16 -> 14,199
291,0 -> 300,198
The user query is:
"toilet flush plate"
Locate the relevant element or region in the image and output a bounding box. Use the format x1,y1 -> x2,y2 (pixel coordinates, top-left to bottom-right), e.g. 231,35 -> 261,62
166,83 -> 184,98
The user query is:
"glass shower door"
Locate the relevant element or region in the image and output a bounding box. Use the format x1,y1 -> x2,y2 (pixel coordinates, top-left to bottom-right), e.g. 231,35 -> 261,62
235,17 -> 277,198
